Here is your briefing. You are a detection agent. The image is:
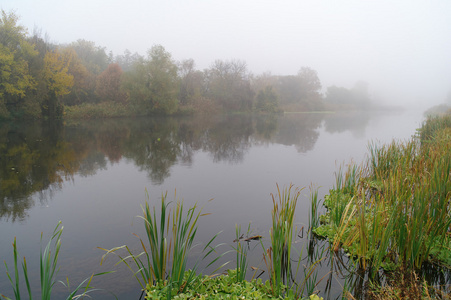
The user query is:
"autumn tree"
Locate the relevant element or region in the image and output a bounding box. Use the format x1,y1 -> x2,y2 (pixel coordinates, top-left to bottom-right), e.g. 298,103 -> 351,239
178,58 -> 204,105
298,67 -> 322,100
68,39 -> 108,75
255,86 -> 280,113
0,10 -> 37,118
21,28 -> 55,118
41,49 -> 74,119
250,72 -> 278,95
95,63 -> 126,103
115,49 -> 143,72
123,45 -> 179,114
276,67 -> 323,111
60,47 -> 97,105
205,59 -> 253,111
59,40 -> 109,105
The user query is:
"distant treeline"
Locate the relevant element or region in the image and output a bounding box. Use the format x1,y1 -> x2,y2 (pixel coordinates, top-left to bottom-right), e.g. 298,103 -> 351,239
0,10 -> 372,120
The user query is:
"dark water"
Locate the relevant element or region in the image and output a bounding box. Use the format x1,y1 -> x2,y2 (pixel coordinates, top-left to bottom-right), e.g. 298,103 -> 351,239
0,110 -> 425,299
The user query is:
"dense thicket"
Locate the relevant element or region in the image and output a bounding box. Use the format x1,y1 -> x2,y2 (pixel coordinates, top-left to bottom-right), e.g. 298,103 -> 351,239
0,10 -> 372,120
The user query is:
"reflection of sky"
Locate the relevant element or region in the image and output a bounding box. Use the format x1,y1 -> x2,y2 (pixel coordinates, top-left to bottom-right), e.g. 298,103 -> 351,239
0,110 -> 425,299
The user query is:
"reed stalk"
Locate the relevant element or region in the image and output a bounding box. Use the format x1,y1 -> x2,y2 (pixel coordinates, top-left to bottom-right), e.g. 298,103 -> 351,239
309,185 -> 320,232
100,190 -> 223,297
233,223 -> 250,282
3,221 -> 107,300
262,183 -> 301,297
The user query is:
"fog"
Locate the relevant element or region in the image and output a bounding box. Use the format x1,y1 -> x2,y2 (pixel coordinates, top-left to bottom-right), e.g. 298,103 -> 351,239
2,0 -> 451,107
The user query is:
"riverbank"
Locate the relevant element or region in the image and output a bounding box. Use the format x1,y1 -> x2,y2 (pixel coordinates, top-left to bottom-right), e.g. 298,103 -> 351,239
312,113 -> 451,298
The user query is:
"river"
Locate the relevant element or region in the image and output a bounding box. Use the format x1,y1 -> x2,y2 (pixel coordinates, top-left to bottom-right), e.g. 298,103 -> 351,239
0,109 -> 425,299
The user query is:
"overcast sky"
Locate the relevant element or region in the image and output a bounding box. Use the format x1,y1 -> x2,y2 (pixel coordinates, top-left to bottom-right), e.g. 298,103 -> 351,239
2,0 -> 451,107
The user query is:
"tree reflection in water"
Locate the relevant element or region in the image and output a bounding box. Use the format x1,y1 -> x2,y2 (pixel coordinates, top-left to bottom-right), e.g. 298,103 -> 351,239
0,112 -> 370,222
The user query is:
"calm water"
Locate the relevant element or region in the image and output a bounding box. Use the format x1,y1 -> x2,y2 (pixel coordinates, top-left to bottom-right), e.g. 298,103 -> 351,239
0,110 -> 425,299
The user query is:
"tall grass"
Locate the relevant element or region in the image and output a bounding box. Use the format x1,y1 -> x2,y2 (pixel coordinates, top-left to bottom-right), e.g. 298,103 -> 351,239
233,223 -> 251,282
293,239 -> 328,298
417,114 -> 451,144
100,191 -> 223,298
262,183 -> 301,296
308,185 -> 320,232
314,113 -> 451,275
2,221 -> 107,300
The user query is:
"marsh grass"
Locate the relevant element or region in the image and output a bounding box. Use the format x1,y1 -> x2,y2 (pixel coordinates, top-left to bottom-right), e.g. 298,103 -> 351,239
365,265 -> 433,300
2,221 -> 108,300
297,239 -> 328,298
417,114 -> 451,145
233,223 -> 251,282
314,113 -> 451,278
261,184 -> 301,296
100,191 -> 224,298
309,185 -> 320,232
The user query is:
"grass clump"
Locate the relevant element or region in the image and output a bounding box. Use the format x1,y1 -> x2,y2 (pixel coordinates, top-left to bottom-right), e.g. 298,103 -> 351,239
262,184 -> 302,297
233,223 -> 251,283
314,113 -> 451,275
2,221 -> 108,300
100,190 -> 223,299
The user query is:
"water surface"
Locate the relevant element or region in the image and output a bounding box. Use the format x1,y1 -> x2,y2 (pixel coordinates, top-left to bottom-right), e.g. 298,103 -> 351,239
0,110 -> 424,299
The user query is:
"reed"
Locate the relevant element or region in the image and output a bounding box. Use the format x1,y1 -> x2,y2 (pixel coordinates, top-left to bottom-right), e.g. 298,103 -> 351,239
296,241 -> 327,298
2,221 -> 107,300
262,183 -> 301,297
417,114 -> 451,144
233,223 -> 250,282
100,191 -> 222,297
308,185 -> 320,232
314,113 -> 451,276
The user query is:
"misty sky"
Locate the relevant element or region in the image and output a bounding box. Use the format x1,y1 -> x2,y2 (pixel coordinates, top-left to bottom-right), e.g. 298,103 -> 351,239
2,0 -> 451,106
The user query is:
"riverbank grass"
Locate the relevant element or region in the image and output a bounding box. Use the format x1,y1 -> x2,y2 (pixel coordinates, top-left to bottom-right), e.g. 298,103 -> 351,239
314,114 -> 451,274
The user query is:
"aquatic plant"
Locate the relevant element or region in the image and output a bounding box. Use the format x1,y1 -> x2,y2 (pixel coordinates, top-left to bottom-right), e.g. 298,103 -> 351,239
100,190 -> 223,298
262,183 -> 301,297
2,221 -> 107,300
314,113 -> 451,275
308,185 -> 320,232
233,223 -> 250,282
417,114 -> 451,145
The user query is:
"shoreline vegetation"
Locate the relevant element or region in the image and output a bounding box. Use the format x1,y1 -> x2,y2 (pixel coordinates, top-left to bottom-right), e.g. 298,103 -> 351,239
2,9 -> 382,122
3,113 -> 450,299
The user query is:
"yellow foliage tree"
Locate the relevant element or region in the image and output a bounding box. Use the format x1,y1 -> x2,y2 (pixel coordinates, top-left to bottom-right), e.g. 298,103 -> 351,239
43,50 -> 74,96
41,49 -> 74,118
0,10 -> 37,118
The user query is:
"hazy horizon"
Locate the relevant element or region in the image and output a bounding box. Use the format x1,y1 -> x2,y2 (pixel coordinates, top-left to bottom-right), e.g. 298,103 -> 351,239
2,0 -> 451,108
